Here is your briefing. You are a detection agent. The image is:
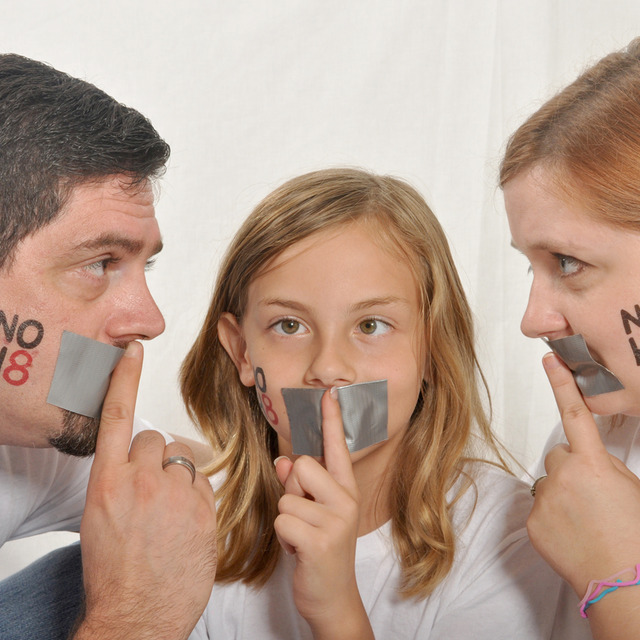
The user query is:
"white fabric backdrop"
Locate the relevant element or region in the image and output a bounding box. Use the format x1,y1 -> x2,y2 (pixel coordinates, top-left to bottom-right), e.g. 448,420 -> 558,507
2,0 -> 640,576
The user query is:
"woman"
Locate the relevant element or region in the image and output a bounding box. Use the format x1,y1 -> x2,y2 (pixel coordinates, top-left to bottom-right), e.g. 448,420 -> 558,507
501,37 -> 640,640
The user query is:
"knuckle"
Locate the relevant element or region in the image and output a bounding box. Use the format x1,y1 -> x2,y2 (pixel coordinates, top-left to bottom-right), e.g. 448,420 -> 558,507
132,429 -> 165,450
163,442 -> 195,463
100,399 -> 130,423
294,455 -> 314,473
526,511 -> 540,540
278,493 -> 294,513
560,402 -> 589,423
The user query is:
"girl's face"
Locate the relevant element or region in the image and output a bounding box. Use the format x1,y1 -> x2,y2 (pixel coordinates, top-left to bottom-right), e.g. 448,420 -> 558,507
505,166 -> 640,417
219,222 -> 426,468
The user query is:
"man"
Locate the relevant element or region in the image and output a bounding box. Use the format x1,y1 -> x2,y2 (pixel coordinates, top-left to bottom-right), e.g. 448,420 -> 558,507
0,54 -> 217,639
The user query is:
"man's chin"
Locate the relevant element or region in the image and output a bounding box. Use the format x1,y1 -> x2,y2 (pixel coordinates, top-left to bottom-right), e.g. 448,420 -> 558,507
48,410 -> 100,457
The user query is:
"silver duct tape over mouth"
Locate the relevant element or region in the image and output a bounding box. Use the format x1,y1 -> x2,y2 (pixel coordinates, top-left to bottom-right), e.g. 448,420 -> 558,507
544,334 -> 624,397
282,379 -> 388,456
47,330 -> 125,417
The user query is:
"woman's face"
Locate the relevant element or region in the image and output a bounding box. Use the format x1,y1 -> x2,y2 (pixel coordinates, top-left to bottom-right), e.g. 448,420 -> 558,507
504,166 -> 640,417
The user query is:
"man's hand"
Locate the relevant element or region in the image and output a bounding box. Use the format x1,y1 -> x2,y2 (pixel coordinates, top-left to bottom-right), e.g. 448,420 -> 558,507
75,342 -> 217,640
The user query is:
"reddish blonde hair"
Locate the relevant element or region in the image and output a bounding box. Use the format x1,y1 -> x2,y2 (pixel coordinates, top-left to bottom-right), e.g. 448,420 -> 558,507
500,37 -> 640,231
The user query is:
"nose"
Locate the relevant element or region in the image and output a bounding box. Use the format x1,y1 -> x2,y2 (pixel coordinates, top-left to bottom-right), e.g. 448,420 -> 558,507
304,334 -> 356,388
106,276 -> 166,344
520,278 -> 569,339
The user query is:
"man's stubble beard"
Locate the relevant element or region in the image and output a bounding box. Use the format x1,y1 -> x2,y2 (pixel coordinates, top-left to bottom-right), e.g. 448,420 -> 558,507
48,410 -> 101,457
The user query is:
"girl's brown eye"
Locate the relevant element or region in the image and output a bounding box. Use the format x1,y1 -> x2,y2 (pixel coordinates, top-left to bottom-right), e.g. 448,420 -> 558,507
280,319 -> 300,334
360,319 -> 377,334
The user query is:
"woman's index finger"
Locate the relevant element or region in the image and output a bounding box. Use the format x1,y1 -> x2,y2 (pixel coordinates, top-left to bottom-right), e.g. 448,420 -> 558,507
542,352 -> 608,455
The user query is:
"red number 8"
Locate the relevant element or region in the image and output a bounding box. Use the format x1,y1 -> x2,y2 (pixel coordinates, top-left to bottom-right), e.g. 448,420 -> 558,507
3,349 -> 32,386
261,393 -> 279,425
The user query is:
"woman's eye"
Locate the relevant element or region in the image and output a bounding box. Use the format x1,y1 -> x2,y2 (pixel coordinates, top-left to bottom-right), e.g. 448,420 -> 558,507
275,319 -> 302,335
359,319 -> 390,335
555,254 -> 582,276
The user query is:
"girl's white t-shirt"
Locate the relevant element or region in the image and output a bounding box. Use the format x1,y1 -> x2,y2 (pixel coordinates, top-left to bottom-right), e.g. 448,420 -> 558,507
190,462 -> 589,640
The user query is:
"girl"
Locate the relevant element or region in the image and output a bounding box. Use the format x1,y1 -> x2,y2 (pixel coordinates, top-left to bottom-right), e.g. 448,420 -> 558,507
183,168 -> 567,638
501,38 -> 640,640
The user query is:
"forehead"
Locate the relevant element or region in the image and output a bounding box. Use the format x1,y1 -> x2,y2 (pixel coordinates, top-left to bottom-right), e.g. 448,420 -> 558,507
4,176 -> 160,275
59,176 -> 156,226
504,169 -> 640,265
262,220 -> 411,275
505,169 -> 592,243
249,221 -> 421,302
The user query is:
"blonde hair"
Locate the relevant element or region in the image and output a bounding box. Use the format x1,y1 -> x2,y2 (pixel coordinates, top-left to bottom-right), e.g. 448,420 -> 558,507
181,168 -> 509,598
500,37 -> 640,230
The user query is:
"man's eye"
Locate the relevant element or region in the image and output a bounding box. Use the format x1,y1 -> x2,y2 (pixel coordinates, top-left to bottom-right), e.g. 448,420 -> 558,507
83,259 -> 109,276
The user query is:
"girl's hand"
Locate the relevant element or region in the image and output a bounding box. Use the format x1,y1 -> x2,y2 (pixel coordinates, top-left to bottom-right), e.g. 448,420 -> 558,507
274,389 -> 374,640
528,354 -> 640,600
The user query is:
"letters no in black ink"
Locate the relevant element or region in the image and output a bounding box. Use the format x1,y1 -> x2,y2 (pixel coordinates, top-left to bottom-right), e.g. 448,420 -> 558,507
621,305 -> 640,366
0,311 -> 45,386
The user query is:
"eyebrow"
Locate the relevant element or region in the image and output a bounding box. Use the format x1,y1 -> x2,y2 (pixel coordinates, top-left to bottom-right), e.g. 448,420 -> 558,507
260,295 -> 410,313
510,239 -> 570,254
69,233 -> 163,258
349,296 -> 410,312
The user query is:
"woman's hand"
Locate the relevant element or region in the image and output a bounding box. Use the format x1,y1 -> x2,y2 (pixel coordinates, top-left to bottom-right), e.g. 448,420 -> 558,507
274,389 -> 374,640
528,353 -> 640,638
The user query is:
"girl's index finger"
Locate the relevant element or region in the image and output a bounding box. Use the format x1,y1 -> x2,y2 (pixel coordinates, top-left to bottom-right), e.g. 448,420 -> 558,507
93,341 -> 144,467
542,352 -> 608,456
321,387 -> 358,495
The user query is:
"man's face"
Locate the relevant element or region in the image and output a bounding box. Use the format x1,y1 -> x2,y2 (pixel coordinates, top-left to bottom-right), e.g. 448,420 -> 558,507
0,176 -> 165,451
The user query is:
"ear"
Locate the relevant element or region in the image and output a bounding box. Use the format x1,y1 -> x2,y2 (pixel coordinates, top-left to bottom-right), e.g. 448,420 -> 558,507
217,312 -> 255,387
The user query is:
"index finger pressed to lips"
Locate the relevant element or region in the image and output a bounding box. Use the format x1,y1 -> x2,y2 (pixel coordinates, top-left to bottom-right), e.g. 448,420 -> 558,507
321,388 -> 357,493
93,341 -> 143,466
542,352 -> 607,455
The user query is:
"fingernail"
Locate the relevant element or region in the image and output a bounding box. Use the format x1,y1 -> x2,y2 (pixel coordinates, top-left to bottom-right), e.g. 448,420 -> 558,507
124,341 -> 141,357
273,455 -> 290,467
329,386 -> 338,398
543,352 -> 561,369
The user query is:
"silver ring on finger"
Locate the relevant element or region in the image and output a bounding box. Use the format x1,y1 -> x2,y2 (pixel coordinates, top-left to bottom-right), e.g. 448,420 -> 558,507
530,475 -> 548,497
162,455 -> 196,483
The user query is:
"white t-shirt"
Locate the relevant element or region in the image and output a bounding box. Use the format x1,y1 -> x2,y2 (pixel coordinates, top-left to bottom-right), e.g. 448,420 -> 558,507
0,416 -> 160,547
190,463 -> 586,639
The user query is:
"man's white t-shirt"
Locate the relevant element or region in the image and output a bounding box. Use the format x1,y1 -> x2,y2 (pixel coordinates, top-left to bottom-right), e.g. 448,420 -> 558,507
0,416 -> 160,547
